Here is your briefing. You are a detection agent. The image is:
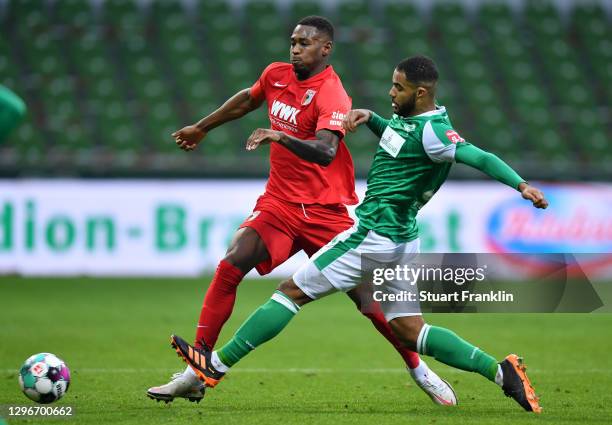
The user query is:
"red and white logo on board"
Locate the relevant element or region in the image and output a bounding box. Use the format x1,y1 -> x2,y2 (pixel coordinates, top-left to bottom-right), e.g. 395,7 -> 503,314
445,130 -> 464,144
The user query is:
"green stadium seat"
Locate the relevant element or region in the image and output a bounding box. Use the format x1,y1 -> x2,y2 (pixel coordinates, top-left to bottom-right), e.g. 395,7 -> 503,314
0,0 -> 608,176
198,0 -> 232,19
288,1 -> 323,24
572,3 -> 612,102
336,0 -> 373,27
52,0 -> 95,30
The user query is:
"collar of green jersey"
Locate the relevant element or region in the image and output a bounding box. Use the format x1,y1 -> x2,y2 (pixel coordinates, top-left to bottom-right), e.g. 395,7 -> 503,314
392,105 -> 446,121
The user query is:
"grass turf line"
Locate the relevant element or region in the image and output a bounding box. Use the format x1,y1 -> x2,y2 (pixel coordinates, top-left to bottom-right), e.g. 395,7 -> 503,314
0,277 -> 611,424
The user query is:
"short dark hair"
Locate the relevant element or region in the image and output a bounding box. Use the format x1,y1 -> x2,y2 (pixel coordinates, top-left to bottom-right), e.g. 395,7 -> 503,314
396,55 -> 439,85
296,15 -> 334,41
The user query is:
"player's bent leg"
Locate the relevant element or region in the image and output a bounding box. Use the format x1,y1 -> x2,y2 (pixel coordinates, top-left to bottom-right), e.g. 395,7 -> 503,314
172,278 -> 313,388
387,315 -> 424,351
390,317 -> 498,378
214,278 -> 314,372
170,255 -> 341,389
277,278 -> 314,306
223,226 -> 271,273
346,285 -> 421,369
389,317 -> 541,412
147,228 -> 271,402
378,315 -> 456,406
195,227 -> 269,349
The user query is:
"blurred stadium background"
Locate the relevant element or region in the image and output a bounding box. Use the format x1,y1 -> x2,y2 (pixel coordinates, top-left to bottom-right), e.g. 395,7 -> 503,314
0,0 -> 610,179
0,0 -> 610,278
1,3 -> 611,422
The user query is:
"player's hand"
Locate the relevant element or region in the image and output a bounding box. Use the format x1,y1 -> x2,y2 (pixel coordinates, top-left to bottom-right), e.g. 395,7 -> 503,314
246,128 -> 282,151
519,183 -> 548,209
342,109 -> 372,132
172,125 -> 206,151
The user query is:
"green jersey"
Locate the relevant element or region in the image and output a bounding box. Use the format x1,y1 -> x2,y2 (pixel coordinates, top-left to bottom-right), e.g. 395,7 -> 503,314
355,106 -> 524,242
355,107 -> 460,242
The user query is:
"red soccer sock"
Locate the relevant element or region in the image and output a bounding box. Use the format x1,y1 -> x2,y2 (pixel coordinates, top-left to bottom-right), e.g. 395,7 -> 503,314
361,309 -> 420,369
194,260 -> 245,349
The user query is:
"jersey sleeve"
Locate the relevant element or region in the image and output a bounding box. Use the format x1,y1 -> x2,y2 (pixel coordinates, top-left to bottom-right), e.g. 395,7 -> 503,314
314,80 -> 352,137
421,119 -> 467,163
366,112 -> 389,138
455,144 -> 525,190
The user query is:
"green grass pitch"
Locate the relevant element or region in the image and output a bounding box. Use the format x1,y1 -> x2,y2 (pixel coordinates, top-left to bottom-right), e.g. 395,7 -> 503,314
1,277 -> 611,424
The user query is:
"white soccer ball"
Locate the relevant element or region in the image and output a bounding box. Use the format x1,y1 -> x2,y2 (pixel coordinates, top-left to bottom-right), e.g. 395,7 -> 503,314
19,353 -> 71,404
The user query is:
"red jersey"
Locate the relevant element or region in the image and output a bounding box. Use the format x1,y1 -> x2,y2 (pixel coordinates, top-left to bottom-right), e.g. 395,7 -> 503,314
250,62 -> 358,206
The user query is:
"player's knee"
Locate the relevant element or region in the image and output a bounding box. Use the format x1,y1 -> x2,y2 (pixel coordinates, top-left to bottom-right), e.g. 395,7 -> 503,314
277,278 -> 312,307
346,289 -> 363,310
223,228 -> 267,273
346,286 -> 378,313
223,241 -> 257,272
222,249 -> 249,270
389,316 -> 425,351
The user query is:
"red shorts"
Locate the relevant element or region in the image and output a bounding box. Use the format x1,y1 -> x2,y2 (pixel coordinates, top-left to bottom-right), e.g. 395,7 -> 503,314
239,194 -> 354,275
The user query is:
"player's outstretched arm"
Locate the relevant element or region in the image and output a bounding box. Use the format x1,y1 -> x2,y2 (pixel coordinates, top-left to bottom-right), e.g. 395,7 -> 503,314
342,109 -> 390,138
172,88 -> 264,151
454,144 -> 548,209
245,128 -> 339,166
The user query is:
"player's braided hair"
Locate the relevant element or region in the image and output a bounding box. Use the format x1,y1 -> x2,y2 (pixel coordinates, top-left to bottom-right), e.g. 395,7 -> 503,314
296,16 -> 335,41
396,55 -> 439,85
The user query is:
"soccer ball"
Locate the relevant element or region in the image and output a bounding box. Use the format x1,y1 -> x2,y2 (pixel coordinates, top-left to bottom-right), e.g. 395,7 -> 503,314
19,353 -> 71,404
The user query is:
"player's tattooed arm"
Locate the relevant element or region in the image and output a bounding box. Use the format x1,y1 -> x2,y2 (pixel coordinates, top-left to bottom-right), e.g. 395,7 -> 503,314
245,128 -> 339,166
172,88 -> 264,151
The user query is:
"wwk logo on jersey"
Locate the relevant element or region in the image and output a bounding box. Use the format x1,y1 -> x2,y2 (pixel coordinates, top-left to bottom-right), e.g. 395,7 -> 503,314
445,129 -> 465,144
301,89 -> 317,106
270,100 -> 300,125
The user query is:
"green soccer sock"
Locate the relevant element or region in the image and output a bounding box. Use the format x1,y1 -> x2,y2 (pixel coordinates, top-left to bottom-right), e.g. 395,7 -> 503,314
418,324 -> 499,382
216,291 -> 300,367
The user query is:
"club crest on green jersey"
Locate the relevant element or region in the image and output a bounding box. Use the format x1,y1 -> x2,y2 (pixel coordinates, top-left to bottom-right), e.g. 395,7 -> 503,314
445,129 -> 464,144
404,123 -> 416,132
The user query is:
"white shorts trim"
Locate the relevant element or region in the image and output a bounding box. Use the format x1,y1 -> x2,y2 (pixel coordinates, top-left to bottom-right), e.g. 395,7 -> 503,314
271,292 -> 300,314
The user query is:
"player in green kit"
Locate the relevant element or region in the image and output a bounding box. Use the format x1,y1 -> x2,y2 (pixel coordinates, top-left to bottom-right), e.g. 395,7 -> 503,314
170,56 -> 547,413
0,85 -> 26,143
